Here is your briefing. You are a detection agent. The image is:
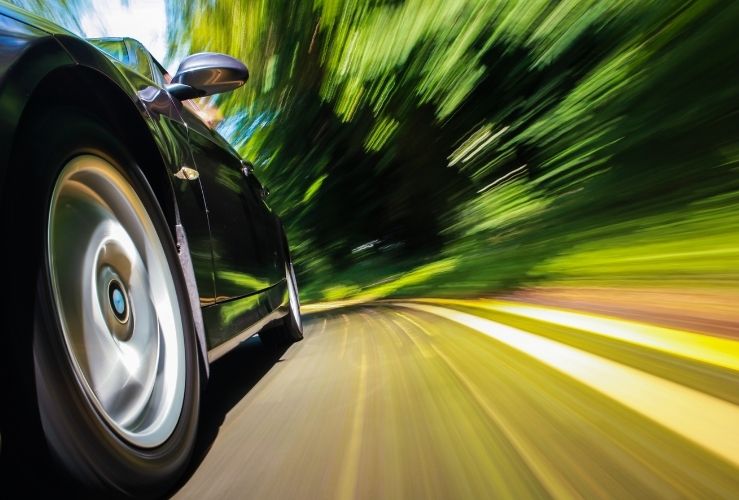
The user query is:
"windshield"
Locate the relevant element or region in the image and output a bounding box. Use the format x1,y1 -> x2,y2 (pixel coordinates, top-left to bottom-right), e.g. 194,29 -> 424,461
88,37 -> 161,84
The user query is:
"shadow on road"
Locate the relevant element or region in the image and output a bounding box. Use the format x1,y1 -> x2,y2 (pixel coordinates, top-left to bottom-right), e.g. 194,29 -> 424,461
171,335 -> 288,495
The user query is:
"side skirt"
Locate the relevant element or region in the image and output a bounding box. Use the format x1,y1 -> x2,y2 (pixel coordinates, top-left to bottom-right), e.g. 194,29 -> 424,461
204,280 -> 289,363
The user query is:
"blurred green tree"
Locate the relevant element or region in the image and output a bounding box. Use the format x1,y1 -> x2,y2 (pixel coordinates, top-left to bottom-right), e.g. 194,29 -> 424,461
165,0 -> 738,299
17,0 -> 739,300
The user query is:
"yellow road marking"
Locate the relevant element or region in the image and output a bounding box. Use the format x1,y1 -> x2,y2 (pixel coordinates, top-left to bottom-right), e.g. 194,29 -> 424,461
398,302 -> 739,468
416,298 -> 739,371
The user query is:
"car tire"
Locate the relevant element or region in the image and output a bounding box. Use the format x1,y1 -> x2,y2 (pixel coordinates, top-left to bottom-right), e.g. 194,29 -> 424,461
14,106 -> 200,496
259,262 -> 303,350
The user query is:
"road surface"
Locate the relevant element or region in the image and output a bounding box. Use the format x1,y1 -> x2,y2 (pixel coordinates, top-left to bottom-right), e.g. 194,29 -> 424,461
175,299 -> 739,498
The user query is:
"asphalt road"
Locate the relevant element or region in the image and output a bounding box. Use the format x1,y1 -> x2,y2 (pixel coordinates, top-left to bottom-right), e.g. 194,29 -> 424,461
175,299 -> 739,499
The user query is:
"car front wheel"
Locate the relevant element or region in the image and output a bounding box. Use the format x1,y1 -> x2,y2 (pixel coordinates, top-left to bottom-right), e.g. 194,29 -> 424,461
23,107 -> 200,496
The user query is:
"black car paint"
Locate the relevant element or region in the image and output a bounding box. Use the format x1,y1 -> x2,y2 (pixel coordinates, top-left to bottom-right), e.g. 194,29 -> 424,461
0,4 -> 290,362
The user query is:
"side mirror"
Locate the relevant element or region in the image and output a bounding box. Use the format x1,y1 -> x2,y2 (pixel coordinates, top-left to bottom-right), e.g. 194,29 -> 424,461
167,52 -> 248,100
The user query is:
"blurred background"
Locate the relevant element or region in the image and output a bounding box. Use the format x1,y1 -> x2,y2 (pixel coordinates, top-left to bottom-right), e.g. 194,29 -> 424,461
8,1 -> 739,497
13,0 -> 738,315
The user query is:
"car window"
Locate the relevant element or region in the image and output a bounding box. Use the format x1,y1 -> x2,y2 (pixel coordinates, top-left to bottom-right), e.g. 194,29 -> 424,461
99,41 -> 224,131
88,38 -> 162,84
125,39 -> 158,83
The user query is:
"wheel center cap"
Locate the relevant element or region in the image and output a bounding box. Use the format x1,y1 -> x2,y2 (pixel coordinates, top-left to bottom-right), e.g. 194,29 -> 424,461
108,280 -> 129,323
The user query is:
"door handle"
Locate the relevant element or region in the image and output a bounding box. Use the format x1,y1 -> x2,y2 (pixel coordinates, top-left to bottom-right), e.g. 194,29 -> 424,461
174,166 -> 199,181
241,160 -> 269,199
241,160 -> 254,177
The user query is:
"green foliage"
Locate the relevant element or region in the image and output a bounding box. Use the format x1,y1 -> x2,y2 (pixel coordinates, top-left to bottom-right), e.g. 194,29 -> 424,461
6,0 -> 90,33
19,0 -> 738,301
164,0 -> 739,301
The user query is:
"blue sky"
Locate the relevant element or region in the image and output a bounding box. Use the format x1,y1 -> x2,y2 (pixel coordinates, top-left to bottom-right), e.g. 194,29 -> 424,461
80,0 -> 172,70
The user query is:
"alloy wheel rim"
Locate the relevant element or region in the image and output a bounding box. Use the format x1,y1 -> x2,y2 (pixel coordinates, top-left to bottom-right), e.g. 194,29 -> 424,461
47,155 -> 186,448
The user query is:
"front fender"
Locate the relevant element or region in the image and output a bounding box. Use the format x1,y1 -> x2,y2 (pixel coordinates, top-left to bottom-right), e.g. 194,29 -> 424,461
0,17 -> 73,194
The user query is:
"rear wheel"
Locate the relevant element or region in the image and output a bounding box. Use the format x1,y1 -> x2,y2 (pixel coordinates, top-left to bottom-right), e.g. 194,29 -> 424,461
285,262 -> 304,337
259,262 -> 303,349
17,108 -> 200,496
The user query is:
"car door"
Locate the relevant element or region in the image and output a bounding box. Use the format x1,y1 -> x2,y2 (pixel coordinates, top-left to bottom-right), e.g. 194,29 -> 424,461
178,107 -> 283,302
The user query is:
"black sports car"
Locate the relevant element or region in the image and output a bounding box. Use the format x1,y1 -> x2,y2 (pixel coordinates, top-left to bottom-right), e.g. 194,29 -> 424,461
0,2 -> 302,494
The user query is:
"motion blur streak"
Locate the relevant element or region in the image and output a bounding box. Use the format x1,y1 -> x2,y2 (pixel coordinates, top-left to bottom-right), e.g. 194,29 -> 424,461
176,303 -> 739,498
398,302 -> 739,468
10,0 -> 738,495
156,0 -> 739,304
415,298 -> 739,370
